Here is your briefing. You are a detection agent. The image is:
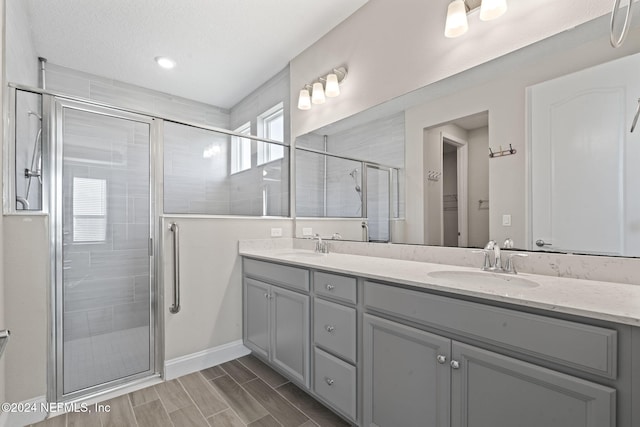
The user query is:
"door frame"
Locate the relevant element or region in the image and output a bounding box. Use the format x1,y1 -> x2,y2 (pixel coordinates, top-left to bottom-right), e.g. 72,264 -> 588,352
47,97 -> 159,402
440,132 -> 468,247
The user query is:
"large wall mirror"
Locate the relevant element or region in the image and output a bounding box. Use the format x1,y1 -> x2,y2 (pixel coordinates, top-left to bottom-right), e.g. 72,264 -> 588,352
294,9 -> 640,257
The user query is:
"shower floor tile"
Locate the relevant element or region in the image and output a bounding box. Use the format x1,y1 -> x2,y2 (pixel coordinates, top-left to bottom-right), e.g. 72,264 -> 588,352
63,326 -> 149,394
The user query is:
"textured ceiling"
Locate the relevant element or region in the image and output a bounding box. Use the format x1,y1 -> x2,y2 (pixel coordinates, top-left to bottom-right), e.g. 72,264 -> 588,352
25,0 -> 368,109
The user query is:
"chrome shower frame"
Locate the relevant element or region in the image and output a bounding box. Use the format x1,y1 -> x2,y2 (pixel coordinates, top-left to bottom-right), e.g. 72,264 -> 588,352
47,96 -> 159,402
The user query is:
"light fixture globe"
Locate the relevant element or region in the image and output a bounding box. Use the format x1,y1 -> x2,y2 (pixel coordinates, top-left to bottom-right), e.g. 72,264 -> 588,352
297,89 -> 311,110
312,82 -> 326,105
480,0 -> 507,21
325,73 -> 340,97
445,0 -> 469,38
154,56 -> 176,69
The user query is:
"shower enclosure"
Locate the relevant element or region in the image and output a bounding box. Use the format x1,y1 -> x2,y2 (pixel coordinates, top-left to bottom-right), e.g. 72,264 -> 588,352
52,99 -> 156,399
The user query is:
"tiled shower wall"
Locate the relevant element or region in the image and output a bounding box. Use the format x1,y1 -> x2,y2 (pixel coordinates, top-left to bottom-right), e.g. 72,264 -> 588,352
295,112 -> 405,218
62,109 -> 151,342
44,63 -> 231,129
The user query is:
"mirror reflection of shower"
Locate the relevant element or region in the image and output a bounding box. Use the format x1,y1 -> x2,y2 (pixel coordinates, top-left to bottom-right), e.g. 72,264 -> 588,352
349,168 -> 363,215
15,90 -> 44,210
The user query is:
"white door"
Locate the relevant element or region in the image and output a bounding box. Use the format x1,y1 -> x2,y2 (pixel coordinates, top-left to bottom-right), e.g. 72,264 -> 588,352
529,53 -> 640,256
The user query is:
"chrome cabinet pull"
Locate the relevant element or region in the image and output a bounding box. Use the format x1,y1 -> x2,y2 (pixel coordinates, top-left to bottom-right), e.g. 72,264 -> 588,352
325,284 -> 335,291
325,325 -> 336,333
436,354 -> 447,364
325,377 -> 335,386
169,222 -> 181,314
450,360 -> 461,369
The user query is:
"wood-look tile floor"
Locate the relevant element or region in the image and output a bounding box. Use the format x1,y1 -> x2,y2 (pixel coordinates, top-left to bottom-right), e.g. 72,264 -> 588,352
30,355 -> 351,427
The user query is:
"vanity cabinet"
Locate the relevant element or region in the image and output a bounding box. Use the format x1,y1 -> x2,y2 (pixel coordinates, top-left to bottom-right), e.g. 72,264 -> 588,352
242,257 -> 632,427
243,260 -> 310,387
363,314 -> 616,427
312,271 -> 358,421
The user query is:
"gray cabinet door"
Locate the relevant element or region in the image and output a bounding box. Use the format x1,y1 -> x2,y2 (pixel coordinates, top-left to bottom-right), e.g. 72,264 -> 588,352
244,278 -> 270,359
363,314 -> 451,427
271,285 -> 310,387
451,342 -> 616,427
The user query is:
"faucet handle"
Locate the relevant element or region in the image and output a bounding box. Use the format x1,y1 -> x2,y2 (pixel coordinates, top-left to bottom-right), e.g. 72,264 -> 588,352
471,249 -> 492,271
504,253 -> 528,274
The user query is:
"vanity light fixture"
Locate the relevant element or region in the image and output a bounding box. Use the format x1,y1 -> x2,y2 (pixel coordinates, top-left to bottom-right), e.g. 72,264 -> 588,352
155,56 -> 176,69
444,0 -> 508,38
298,85 -> 312,110
297,67 -> 348,110
312,82 -> 326,105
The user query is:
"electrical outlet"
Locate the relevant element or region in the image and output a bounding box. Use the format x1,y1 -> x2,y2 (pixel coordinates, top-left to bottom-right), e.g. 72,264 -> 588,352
502,214 -> 512,227
271,227 -> 283,237
302,227 -> 313,236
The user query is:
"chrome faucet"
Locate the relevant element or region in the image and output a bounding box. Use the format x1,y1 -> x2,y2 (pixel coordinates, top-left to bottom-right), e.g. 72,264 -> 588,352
313,234 -> 328,254
473,239 -> 528,274
485,240 -> 502,271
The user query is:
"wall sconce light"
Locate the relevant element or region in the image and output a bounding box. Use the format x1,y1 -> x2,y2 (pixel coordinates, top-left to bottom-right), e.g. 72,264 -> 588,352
444,0 -> 507,38
297,67 -> 348,110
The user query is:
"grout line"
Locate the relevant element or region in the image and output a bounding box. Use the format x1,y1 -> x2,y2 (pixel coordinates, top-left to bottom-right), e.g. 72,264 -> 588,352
175,376 -> 212,425
206,372 -> 259,426
151,387 -> 177,427
126,393 -> 141,427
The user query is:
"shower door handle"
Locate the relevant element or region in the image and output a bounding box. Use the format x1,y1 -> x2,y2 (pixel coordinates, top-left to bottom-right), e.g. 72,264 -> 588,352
169,222 -> 181,314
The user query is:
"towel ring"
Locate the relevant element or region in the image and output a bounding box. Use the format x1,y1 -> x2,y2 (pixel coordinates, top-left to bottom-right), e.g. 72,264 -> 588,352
611,0 -> 633,48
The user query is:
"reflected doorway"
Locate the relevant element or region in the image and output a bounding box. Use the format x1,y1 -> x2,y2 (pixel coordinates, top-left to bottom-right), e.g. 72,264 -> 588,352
424,112 -> 490,248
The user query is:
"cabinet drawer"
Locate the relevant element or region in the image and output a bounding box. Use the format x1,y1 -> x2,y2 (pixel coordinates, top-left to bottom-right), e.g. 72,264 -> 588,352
364,281 -> 617,378
314,347 -> 357,420
244,258 -> 309,292
314,299 -> 356,363
314,271 -> 356,304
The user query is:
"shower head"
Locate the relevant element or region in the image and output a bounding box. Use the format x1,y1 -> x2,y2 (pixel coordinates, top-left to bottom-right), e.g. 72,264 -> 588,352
349,168 -> 359,178
28,111 -> 42,121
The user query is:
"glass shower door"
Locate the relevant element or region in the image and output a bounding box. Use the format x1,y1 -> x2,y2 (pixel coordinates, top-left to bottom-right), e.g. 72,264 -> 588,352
54,101 -> 155,399
365,165 -> 391,242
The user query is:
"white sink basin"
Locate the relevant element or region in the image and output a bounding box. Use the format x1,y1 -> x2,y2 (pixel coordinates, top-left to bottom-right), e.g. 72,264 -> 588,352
428,270 -> 539,288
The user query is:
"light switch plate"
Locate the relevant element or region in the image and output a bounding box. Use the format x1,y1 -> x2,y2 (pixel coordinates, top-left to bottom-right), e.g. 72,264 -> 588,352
271,227 -> 283,237
302,227 -> 313,236
502,214 -> 512,226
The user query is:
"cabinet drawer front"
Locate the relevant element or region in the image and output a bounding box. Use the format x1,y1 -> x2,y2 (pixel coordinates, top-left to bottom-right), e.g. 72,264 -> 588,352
364,281 -> 617,378
314,271 -> 356,304
314,347 -> 357,420
244,258 -> 309,292
314,299 -> 356,363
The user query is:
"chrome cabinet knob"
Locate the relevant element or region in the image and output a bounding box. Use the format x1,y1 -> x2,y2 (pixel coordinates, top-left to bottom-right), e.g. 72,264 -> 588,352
325,325 -> 336,333
325,377 -> 335,386
450,360 -> 461,369
325,284 -> 335,291
436,354 -> 447,364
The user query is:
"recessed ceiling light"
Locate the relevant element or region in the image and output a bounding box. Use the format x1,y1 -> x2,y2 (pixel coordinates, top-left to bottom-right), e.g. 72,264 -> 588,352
155,56 -> 176,69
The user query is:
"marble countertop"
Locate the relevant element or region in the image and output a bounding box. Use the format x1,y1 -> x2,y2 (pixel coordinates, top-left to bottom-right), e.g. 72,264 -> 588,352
239,246 -> 640,326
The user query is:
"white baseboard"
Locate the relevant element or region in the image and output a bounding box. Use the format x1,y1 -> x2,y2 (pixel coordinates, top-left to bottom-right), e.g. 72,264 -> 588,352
0,395 -> 48,427
164,340 -> 251,380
